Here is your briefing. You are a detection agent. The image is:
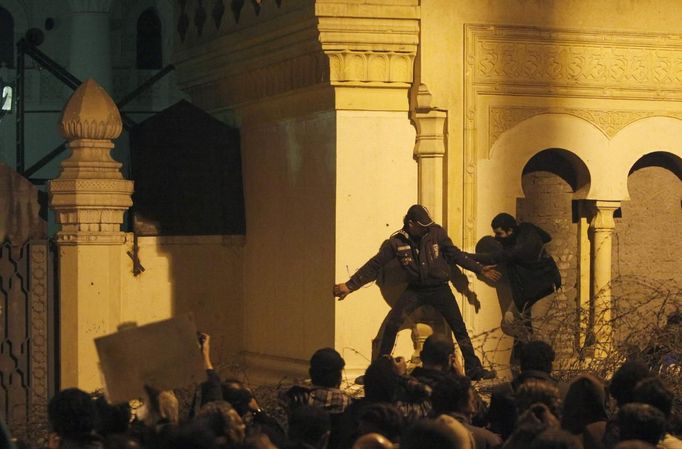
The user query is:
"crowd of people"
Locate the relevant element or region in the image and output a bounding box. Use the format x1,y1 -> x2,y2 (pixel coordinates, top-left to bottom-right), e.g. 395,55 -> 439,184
8,329 -> 680,449
2,202 -> 677,449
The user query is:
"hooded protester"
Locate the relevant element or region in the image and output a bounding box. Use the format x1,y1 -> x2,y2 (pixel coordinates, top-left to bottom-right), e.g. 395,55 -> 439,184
467,213 -> 561,366
562,374 -> 610,449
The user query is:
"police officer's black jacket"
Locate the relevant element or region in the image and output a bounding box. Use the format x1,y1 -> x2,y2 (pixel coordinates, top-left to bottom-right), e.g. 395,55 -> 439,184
346,224 -> 483,291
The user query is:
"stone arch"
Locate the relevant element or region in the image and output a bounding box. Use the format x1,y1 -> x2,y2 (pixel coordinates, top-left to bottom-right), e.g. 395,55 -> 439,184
0,0 -> 28,69
611,150 -> 682,347
0,163 -> 46,245
522,148 -> 591,198
0,0 -> 28,34
478,113 -> 600,232
485,114 -> 602,199
629,150 -> 682,180
611,116 -> 682,200
474,113 -> 601,367
136,7 -> 163,69
0,6 -> 15,68
122,0 -> 174,66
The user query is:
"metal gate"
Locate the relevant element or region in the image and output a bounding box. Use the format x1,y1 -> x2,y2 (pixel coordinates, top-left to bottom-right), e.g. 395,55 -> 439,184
0,239 -> 56,438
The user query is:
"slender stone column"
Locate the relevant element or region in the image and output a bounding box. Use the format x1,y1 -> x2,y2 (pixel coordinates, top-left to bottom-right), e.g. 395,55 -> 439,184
589,200 -> 620,359
48,79 -> 133,390
68,0 -> 113,90
409,84 -> 451,360
412,84 -> 446,223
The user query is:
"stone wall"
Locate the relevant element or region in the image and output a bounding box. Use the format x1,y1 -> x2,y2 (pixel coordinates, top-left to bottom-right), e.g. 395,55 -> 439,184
611,166 -> 682,345
517,171 -> 579,357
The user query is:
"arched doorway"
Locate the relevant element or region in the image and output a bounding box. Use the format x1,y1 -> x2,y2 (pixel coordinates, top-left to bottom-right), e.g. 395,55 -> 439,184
516,148 -> 590,360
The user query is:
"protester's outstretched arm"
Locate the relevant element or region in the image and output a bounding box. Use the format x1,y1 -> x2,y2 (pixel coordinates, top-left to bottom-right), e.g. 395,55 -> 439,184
198,332 -> 223,405
334,240 -> 394,300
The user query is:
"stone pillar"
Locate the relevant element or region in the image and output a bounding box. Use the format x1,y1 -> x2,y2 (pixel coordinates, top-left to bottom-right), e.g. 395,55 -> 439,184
48,79 -> 133,390
412,84 -> 446,223
68,0 -> 113,90
410,84 -> 450,361
174,0 -> 420,381
589,200 -> 620,359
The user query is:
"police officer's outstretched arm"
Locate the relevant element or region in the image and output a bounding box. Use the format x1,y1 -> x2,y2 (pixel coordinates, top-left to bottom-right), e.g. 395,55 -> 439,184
333,240 -> 395,301
441,230 -> 501,282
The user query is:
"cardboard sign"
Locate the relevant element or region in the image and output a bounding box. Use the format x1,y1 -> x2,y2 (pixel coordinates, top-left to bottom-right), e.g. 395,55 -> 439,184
95,315 -> 205,403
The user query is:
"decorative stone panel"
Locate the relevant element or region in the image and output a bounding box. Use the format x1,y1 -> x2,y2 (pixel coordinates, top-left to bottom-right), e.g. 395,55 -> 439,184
463,23 -> 682,249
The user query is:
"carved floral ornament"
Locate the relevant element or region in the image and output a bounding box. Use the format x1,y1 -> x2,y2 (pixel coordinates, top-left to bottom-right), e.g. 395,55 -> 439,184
177,0 -> 281,41
59,79 -> 122,141
488,107 -> 682,144
462,24 -> 682,249
467,24 -> 682,98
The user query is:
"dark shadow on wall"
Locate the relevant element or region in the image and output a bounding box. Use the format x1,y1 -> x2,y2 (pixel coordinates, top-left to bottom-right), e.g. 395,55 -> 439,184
129,100 -> 246,366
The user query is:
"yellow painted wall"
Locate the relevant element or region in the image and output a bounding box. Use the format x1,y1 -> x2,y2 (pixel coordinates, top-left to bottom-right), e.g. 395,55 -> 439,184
120,235 -> 245,367
417,0 -> 682,374
335,110 -> 417,377
239,109 -> 337,382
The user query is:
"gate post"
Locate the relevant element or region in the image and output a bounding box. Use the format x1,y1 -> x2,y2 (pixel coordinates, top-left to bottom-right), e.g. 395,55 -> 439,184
48,79 -> 133,391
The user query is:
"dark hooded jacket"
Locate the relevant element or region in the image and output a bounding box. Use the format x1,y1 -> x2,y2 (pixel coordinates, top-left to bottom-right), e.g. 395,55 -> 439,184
470,222 -> 561,309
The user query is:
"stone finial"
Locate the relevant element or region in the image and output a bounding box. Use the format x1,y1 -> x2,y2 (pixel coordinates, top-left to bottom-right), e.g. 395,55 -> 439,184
49,80 -> 133,245
59,79 -> 122,141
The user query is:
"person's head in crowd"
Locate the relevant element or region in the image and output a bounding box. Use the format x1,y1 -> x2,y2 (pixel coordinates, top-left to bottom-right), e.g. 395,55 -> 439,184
503,404 -> 560,449
431,375 -> 474,417
102,434 -> 142,449
243,434 -> 278,449
520,403 -> 561,430
221,379 -> 257,417
309,348 -> 345,388
356,403 -> 404,443
400,419 -> 460,449
197,401 -> 246,447
363,356 -> 400,403
491,213 -> 518,242
93,395 -> 131,437
609,361 -> 651,407
288,405 -> 331,449
352,433 -> 394,449
520,340 -> 556,374
435,415 -> 474,449
529,428 -> 583,449
613,441 -> 657,449
617,403 -> 666,446
420,336 -> 455,371
141,386 -> 179,427
164,421 -> 218,449
561,373 -> 609,434
515,379 -> 562,419
633,377 -> 674,419
670,405 -> 682,438
48,388 -> 98,448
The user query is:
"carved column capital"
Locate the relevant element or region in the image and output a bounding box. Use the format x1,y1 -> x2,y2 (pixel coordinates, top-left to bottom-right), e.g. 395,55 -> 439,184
589,200 -> 621,231
413,85 -> 447,159
411,84 -> 446,226
588,199 -> 621,359
48,79 -> 133,246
